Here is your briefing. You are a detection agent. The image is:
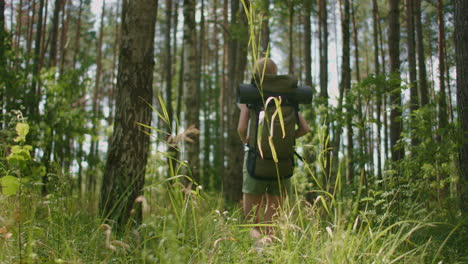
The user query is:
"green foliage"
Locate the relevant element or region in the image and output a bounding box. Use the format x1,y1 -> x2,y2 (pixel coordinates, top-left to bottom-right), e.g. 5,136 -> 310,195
0,120 -> 44,196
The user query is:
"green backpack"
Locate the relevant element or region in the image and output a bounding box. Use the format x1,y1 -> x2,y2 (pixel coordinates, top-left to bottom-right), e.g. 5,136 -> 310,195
246,74 -> 300,181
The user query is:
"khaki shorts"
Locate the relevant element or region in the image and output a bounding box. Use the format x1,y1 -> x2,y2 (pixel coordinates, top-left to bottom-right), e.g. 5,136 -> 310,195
242,152 -> 292,195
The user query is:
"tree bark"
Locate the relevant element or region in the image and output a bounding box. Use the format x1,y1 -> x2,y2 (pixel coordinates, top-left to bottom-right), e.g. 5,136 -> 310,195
261,0 -> 270,54
99,0 -> 158,230
288,1 -> 294,75
224,0 -> 248,202
414,0 -> 428,107
454,0 -> 468,211
48,0 -> 64,68
31,0 -> 45,119
318,0 -> 330,187
341,0 -> 352,184
372,0 -> 382,179
0,0 -> 4,130
406,0 -> 418,147
183,0 -> 200,184
437,0 -> 448,138
72,0 -> 83,69
304,0 -> 312,87
388,0 -> 404,162
165,0 -> 177,177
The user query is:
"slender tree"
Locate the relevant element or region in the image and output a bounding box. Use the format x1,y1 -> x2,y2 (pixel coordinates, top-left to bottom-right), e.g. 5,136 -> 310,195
164,0 -> 177,176
0,0 -> 4,130
454,0 -> 468,211
31,0 -> 45,118
72,0 -> 83,68
318,0 -> 330,186
100,0 -> 158,229
372,0 -> 382,179
224,0 -> 248,201
341,0 -> 352,184
288,1 -> 294,75
414,0 -> 428,107
406,0 -> 418,146
388,0 -> 404,162
48,0 -> 64,68
304,0 -> 312,87
437,0 -> 448,138
261,0 -> 270,53
183,0 -> 200,183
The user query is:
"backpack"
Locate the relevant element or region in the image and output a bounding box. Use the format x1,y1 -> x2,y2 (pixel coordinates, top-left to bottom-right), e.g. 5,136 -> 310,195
246,74 -> 300,181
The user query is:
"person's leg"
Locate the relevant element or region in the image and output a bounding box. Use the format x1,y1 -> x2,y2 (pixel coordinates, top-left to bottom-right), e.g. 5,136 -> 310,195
264,194 -> 282,235
243,193 -> 263,239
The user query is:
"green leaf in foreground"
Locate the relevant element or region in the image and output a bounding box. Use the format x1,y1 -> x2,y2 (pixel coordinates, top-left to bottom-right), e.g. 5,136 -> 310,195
14,123 -> 29,142
0,176 -> 21,196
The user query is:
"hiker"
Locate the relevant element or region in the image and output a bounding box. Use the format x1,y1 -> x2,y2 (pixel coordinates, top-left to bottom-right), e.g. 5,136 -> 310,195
237,57 -> 310,242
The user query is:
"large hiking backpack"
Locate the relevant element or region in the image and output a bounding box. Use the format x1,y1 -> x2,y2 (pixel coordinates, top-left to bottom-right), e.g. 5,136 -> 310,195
246,74 -> 300,181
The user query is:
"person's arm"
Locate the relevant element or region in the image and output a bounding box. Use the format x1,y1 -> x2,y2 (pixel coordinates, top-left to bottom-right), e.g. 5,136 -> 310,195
237,104 -> 250,144
295,112 -> 310,138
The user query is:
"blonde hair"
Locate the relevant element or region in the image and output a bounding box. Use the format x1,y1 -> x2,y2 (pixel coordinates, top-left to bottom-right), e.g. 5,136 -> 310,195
254,57 -> 278,75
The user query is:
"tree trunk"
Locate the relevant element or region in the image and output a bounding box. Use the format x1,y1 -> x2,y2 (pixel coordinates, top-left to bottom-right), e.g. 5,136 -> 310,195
165,0 -> 177,177
261,0 -> 270,54
224,0 -> 248,202
388,0 -> 404,162
48,0 -> 64,68
414,0 -> 428,107
437,0 -> 448,139
288,1 -> 294,75
304,0 -> 312,87
0,0 -> 4,130
372,0 -> 382,179
341,0 -> 352,184
31,0 -> 45,119
454,0 -> 468,212
318,0 -> 330,188
99,0 -> 158,230
72,0 -> 83,69
406,0 -> 418,147
58,1 -> 69,75
183,0 -> 200,184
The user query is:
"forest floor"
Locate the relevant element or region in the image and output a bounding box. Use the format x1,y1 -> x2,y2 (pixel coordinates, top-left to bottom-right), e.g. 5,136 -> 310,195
1,179 -> 467,264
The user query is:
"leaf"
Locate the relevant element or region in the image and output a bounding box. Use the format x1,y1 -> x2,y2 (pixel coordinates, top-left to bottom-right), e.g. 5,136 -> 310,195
0,176 -> 21,196
14,123 -> 29,142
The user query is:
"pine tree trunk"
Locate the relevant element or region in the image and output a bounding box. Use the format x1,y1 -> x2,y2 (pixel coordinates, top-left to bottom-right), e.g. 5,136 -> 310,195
414,0 -> 428,107
183,0 -> 200,184
15,0 -> 23,53
304,0 -> 312,87
288,2 -> 294,75
406,0 -> 418,147
58,1 -> 69,75
261,0 -> 270,54
0,0 -> 4,130
72,0 -> 83,68
454,0 -> 468,212
318,0 -> 330,188
165,0 -> 177,177
31,0 -> 44,119
437,0 -> 448,139
388,0 -> 404,162
48,0 -> 64,67
341,0 -> 352,184
212,0 -> 222,189
372,0 -> 382,179
224,0 -> 248,202
99,0 -> 158,230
